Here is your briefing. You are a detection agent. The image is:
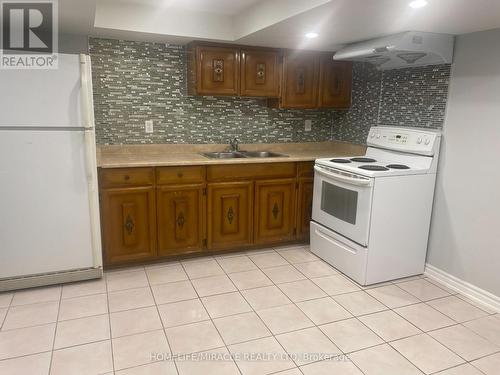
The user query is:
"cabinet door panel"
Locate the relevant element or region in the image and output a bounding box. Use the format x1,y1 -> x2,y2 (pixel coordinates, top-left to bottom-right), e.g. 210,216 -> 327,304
240,49 -> 280,97
281,52 -> 319,108
297,178 -> 314,240
318,56 -> 353,108
157,184 -> 204,256
208,181 -> 253,250
196,46 -> 239,96
101,187 -> 156,265
255,179 -> 296,244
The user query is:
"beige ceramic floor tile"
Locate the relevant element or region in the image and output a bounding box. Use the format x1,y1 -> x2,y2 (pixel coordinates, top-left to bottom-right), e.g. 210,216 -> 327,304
166,320 -> 224,355
201,292 -> 252,319
54,314 -> 110,349
191,275 -> 237,297
311,275 -> 360,296
278,279 -> 327,302
277,248 -> 318,264
430,324 -> 500,361
248,252 -> 288,269
300,358 -> 365,375
112,330 -> 170,370
108,287 -> 155,312
11,286 -> 61,306
349,344 -> 423,375
391,334 -> 464,374
228,270 -> 273,290
0,323 -> 55,360
228,336 -> 295,375
457,295 -> 498,314
274,369 -> 302,375
2,301 -> 59,330
396,279 -> 451,301
158,299 -> 209,328
320,318 -> 383,353
395,303 -> 456,331
115,360 -> 178,375
471,352 -> 500,375
241,285 -> 292,310
175,347 -> 240,375
151,280 -> 197,305
0,294 -> 13,309
146,264 -> 188,285
182,259 -> 224,279
106,270 -> 149,292
333,290 -> 387,316
217,256 -> 257,273
213,312 -> 271,344
51,340 -> 113,375
427,296 -> 490,323
276,326 -> 341,365
296,297 -> 352,325
359,310 -> 422,341
256,304 -> 314,335
0,308 -> 6,327
463,315 -> 500,346
0,351 -> 51,375
366,284 -> 420,308
293,260 -> 338,278
110,306 -> 163,338
434,364 -> 484,375
262,265 -> 306,284
58,293 -> 108,321
62,278 -> 106,299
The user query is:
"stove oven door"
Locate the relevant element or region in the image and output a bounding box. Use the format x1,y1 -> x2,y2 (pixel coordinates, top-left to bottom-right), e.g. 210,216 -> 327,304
312,165 -> 374,246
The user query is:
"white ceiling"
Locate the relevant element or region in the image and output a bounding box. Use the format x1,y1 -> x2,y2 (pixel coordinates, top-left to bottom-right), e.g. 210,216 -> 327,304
60,0 -> 500,50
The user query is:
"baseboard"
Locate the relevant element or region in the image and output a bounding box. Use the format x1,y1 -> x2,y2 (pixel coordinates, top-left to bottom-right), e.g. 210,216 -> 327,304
0,267 -> 103,292
425,263 -> 500,313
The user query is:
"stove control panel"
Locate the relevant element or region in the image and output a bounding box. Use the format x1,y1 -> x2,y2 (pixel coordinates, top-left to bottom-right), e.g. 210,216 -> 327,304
367,126 -> 441,156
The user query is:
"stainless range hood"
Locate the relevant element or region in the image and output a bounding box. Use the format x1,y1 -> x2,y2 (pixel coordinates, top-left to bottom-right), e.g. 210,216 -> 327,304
333,31 -> 454,70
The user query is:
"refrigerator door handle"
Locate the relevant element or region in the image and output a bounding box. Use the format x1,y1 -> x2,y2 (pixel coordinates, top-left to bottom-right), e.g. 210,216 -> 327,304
79,54 -> 95,130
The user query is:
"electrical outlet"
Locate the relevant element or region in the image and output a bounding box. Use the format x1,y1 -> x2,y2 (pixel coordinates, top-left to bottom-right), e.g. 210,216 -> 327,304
145,120 -> 154,133
305,119 -> 312,132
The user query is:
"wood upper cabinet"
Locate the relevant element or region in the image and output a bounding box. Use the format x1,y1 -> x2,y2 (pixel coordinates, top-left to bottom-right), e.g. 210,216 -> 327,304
188,45 -> 240,96
207,181 -> 253,250
296,178 -> 314,240
240,48 -> 280,97
318,54 -> 353,108
281,51 -> 320,109
157,184 -> 205,256
254,179 -> 296,245
100,186 -> 156,265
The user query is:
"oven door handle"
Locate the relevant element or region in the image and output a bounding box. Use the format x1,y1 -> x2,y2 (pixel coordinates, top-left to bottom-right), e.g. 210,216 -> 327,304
314,166 -> 373,186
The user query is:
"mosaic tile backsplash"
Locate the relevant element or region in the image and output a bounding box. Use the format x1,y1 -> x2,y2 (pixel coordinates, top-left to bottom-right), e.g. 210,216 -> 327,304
89,38 -> 451,145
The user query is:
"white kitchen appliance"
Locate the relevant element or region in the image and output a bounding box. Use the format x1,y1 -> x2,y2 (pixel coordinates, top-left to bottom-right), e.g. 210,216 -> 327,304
334,31 -> 454,70
0,53 -> 102,291
310,126 -> 441,285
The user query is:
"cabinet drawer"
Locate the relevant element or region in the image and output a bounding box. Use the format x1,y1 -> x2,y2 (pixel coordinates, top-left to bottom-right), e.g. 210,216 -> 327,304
207,163 -> 296,181
99,168 -> 154,188
156,166 -> 206,185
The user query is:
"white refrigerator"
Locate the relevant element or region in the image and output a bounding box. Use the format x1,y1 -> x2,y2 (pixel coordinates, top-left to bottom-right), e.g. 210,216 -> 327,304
0,53 -> 102,291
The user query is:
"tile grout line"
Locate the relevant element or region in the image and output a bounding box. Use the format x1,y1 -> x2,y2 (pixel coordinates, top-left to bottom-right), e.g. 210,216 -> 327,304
47,285 -> 63,375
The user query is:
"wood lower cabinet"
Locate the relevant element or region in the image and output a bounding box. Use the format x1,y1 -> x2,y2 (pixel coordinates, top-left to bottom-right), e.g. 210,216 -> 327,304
254,179 -> 296,245
100,187 -> 156,264
296,178 -> 314,240
207,181 -> 253,250
157,184 -> 205,256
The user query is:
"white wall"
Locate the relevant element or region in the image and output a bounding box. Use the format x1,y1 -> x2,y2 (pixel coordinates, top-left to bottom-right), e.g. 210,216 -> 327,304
427,28 -> 500,297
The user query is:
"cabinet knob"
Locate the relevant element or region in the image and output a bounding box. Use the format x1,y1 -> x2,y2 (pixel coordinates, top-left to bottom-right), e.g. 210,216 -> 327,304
177,172 -> 183,178
124,175 -> 130,181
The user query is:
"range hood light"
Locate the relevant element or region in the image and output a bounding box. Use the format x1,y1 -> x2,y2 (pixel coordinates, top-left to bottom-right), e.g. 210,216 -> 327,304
409,0 -> 428,9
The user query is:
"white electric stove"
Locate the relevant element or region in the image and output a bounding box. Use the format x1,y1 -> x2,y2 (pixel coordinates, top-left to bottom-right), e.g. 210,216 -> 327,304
310,126 -> 441,285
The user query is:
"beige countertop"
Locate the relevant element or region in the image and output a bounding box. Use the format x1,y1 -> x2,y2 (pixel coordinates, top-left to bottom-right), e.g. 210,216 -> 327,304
97,141 -> 367,168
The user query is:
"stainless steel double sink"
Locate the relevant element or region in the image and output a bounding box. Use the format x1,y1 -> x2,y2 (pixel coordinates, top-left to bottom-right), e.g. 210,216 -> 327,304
201,151 -> 287,159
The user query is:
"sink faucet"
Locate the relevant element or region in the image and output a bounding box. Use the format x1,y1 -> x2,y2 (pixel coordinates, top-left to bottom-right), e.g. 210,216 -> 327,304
229,138 -> 239,152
